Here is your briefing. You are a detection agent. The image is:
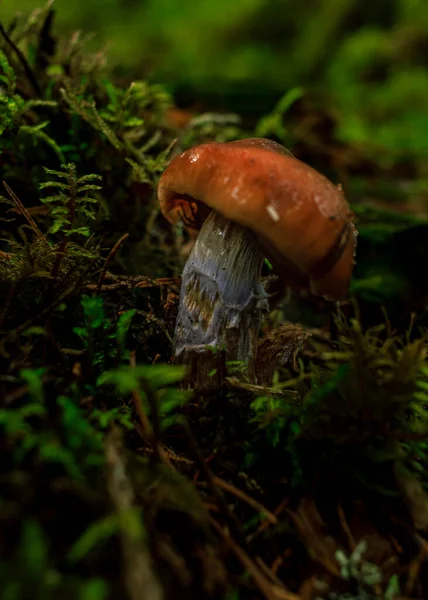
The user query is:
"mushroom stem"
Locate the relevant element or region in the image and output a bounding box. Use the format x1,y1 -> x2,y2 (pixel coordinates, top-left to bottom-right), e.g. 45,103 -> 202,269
173,210 -> 269,389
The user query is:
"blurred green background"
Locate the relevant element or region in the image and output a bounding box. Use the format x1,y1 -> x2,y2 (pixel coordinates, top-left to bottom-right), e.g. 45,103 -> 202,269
2,0 -> 428,166
1,0 -> 428,327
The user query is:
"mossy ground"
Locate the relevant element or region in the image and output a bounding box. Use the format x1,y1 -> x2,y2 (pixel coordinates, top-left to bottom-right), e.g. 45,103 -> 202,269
1,4 -> 428,600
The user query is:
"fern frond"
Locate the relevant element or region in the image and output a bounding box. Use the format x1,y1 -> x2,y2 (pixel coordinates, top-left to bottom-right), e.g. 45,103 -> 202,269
39,163 -> 102,238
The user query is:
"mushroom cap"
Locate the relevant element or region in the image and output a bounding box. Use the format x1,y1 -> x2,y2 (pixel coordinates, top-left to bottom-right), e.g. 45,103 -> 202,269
157,137 -> 357,300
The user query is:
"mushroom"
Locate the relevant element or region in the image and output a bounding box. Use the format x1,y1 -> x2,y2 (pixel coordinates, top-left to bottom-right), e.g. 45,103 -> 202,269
157,137 -> 357,388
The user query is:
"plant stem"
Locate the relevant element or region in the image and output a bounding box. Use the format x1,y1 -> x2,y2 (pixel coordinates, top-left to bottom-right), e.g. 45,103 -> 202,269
50,166 -> 77,286
173,210 -> 269,389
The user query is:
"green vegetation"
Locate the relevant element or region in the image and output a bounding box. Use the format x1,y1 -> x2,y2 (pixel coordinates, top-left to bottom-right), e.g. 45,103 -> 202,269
1,3 -> 428,599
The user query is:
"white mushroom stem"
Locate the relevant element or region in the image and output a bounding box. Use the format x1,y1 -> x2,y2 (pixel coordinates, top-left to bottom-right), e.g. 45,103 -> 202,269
173,210 -> 269,388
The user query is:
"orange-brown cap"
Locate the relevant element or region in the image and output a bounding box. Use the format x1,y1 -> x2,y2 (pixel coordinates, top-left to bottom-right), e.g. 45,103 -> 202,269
157,138 -> 357,300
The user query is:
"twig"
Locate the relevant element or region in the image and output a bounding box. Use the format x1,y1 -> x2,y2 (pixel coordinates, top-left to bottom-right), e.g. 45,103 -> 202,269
95,233 -> 129,294
256,557 -> 294,589
298,324 -> 331,342
225,377 -> 298,397
86,275 -> 180,292
139,445 -> 194,472
2,181 -> 48,246
247,497 -> 289,543
212,476 -> 277,525
4,374 -> 54,405
209,517 -> 300,600
0,21 -> 41,95
134,276 -> 181,288
87,282 -> 131,291
337,503 -> 355,550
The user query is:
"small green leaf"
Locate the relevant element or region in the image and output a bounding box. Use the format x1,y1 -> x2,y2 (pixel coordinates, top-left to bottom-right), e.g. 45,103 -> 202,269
116,309 -> 136,348
68,516 -> 118,563
20,368 -> 47,402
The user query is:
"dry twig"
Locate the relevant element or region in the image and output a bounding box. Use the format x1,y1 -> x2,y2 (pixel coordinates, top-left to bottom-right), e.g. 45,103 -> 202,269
210,517 -> 300,600
212,475 -> 277,525
3,181 -> 48,245
96,233 -> 129,294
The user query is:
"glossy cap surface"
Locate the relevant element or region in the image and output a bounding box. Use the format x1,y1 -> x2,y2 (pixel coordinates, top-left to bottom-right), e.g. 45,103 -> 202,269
158,138 -> 357,300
